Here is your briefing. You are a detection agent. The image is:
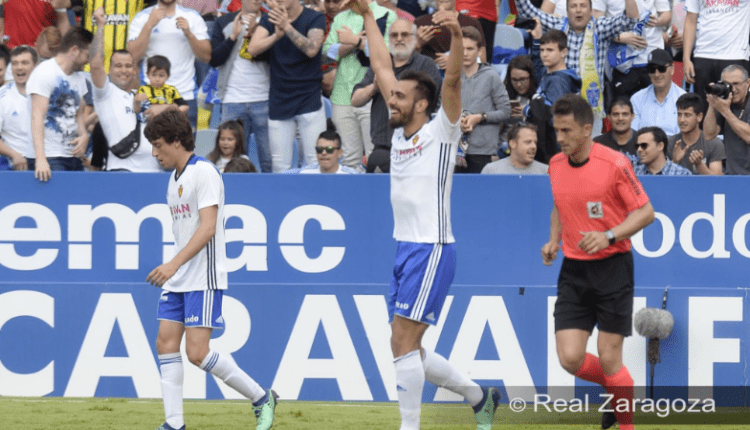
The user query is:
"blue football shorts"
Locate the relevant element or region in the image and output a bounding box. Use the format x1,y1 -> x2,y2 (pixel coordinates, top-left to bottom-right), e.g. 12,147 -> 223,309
388,242 -> 456,325
157,290 -> 225,329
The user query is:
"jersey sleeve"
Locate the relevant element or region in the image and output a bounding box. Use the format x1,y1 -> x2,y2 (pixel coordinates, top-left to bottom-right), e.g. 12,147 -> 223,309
433,106 -> 461,146
93,78 -> 113,101
614,154 -> 650,212
26,65 -> 52,98
189,11 -> 209,40
196,163 -> 222,210
127,10 -> 148,41
685,0 -> 700,14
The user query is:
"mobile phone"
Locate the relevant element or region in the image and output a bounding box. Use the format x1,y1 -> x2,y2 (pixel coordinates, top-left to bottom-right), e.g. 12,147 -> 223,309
510,98 -> 521,109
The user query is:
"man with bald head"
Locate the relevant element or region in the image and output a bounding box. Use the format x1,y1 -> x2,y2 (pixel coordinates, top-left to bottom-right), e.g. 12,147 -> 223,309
351,18 -> 442,172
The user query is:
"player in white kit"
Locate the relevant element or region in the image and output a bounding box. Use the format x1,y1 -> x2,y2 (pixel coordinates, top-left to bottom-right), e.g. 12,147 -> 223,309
144,110 -> 277,430
347,0 -> 501,428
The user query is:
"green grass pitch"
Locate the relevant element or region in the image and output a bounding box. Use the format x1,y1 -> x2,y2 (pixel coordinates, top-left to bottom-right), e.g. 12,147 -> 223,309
1,397 -> 749,429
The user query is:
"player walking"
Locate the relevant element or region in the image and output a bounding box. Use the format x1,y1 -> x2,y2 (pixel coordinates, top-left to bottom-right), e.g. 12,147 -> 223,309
346,0 -> 501,429
145,110 -> 277,430
542,94 -> 655,430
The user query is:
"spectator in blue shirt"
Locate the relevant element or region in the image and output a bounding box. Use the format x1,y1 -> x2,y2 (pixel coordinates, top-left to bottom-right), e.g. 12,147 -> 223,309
630,49 -> 685,136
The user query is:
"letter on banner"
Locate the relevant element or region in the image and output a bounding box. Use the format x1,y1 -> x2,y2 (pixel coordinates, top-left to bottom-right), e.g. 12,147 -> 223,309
65,294 -> 160,397
0,291 -> 54,396
273,295 -> 370,400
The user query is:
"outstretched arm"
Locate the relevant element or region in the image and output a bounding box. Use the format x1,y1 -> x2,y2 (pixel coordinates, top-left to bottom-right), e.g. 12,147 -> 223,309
90,8 -> 107,89
435,10 -> 462,123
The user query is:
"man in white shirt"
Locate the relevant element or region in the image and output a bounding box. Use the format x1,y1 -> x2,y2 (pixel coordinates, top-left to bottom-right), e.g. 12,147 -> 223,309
631,49 -> 685,136
0,46 -> 37,171
90,7 -> 161,172
127,0 -> 211,128
296,130 -> 359,173
683,0 -> 750,106
28,27 -> 92,182
350,1 -> 501,429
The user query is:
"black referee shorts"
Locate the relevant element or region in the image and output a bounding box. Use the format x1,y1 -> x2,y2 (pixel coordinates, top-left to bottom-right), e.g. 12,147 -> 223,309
554,251 -> 634,336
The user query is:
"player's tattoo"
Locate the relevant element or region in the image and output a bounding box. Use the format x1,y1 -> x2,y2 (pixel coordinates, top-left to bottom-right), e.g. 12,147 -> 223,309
286,27 -> 324,57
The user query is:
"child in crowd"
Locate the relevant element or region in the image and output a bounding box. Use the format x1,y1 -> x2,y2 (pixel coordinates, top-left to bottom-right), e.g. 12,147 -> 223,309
530,21 -> 581,106
207,120 -> 251,172
134,55 -> 189,119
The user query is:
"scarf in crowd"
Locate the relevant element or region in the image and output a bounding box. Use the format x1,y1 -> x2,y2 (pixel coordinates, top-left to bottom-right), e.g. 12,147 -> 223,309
562,18 -> 603,116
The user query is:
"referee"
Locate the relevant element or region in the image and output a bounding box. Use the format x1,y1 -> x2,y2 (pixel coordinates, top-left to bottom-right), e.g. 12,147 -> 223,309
541,94 -> 655,430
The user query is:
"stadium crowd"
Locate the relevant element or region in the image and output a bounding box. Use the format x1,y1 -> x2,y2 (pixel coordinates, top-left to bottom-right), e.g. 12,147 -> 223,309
0,0 -> 748,176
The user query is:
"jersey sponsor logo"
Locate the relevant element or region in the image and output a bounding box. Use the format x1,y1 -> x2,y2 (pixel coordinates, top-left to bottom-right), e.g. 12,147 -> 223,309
392,144 -> 423,162
587,201 -> 603,219
170,203 -> 191,220
178,185 -> 183,198
106,14 -> 130,26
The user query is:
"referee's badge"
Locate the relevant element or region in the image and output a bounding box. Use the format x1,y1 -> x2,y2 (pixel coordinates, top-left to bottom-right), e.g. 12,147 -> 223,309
587,201 -> 603,219
178,185 -> 183,198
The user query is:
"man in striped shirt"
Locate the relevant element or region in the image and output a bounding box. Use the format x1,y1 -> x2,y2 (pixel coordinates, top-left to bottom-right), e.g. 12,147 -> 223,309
144,110 -> 277,430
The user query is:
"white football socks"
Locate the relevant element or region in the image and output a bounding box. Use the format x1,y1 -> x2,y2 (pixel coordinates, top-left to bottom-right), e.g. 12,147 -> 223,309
394,350 -> 425,430
158,353 -> 184,429
422,349 -> 483,407
199,350 -> 266,403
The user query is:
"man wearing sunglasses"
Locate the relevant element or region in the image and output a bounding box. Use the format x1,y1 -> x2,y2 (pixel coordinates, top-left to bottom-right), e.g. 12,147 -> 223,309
633,126 -> 691,175
704,64 -> 750,175
631,49 -> 685,137
295,129 -> 359,173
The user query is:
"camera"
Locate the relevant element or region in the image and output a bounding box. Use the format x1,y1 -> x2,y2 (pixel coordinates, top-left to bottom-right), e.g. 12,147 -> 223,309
706,81 -> 732,99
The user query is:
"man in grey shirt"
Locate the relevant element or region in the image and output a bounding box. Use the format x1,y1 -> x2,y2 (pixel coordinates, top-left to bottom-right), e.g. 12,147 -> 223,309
667,93 -> 724,175
482,123 -> 548,174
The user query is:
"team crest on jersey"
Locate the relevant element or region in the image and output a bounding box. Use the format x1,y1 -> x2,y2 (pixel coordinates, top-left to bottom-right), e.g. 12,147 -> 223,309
587,201 -> 603,219
412,135 -> 419,146
178,185 -> 183,198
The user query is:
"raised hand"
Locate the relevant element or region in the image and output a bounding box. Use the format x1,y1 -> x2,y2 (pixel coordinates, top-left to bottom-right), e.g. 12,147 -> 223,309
417,25 -> 438,47
672,139 -> 687,163
688,149 -> 704,166
432,9 -> 460,35
93,7 -> 106,27
147,6 -> 167,28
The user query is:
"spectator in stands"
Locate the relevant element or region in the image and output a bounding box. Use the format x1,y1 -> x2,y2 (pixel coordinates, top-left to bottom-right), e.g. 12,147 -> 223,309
516,0 -> 640,136
414,0 -> 485,71
631,49 -> 684,136
593,0 -> 671,98
668,93 -> 724,175
207,119 -> 252,172
704,65 -> 750,175
136,56 -> 190,116
0,46 -> 37,171
504,55 -> 538,120
683,0 -> 750,106
530,23 -> 581,107
0,45 -> 9,86
247,0 -> 327,172
35,27 -> 62,61
481,123 -> 548,174
323,0 -> 396,170
127,0 -> 211,127
210,0 -> 272,173
223,156 -> 258,172
90,8 -> 161,173
455,0 -> 496,60
292,129 -> 359,173
28,27 -> 93,181
0,0 -> 70,49
321,0 -> 345,98
351,18 -> 441,173
634,126 -> 691,175
375,0 -> 414,21
594,96 -> 637,161
458,26 -> 510,173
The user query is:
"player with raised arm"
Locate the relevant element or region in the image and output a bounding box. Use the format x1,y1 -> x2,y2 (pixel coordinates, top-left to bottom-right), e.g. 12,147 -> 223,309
144,110 -> 277,430
346,0 -> 501,429
542,94 -> 655,430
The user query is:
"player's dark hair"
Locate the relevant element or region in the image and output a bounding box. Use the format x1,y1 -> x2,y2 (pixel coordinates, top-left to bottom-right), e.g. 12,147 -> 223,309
552,94 -> 593,126
504,55 -> 538,99
539,29 -> 567,51
606,96 -> 633,115
147,55 -> 171,76
10,45 -> 39,64
208,120 -> 247,164
507,122 -> 538,143
0,45 -> 10,67
144,109 -> 195,151
399,70 -> 438,116
675,93 -> 704,116
636,126 -> 669,157
223,157 -> 258,173
461,26 -> 484,48
58,27 -> 94,54
110,49 -> 133,62
317,129 -> 342,148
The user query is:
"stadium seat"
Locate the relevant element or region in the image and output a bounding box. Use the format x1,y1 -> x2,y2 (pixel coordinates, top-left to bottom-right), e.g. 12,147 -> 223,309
195,129 -> 218,158
491,24 -> 526,80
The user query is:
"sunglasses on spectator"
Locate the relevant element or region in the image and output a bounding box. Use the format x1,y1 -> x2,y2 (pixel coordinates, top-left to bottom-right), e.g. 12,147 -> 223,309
636,143 -> 651,150
315,146 -> 340,154
389,32 -> 415,39
647,64 -> 668,74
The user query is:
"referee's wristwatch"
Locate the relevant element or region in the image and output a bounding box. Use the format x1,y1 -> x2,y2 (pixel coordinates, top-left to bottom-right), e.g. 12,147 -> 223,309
605,230 -> 616,246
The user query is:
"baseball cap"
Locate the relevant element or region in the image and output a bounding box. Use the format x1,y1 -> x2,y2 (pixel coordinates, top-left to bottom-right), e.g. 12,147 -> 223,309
647,49 -> 673,67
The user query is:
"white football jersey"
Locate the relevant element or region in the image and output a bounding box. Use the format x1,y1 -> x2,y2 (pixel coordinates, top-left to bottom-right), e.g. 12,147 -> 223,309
165,155 -> 228,292
390,107 -> 460,244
